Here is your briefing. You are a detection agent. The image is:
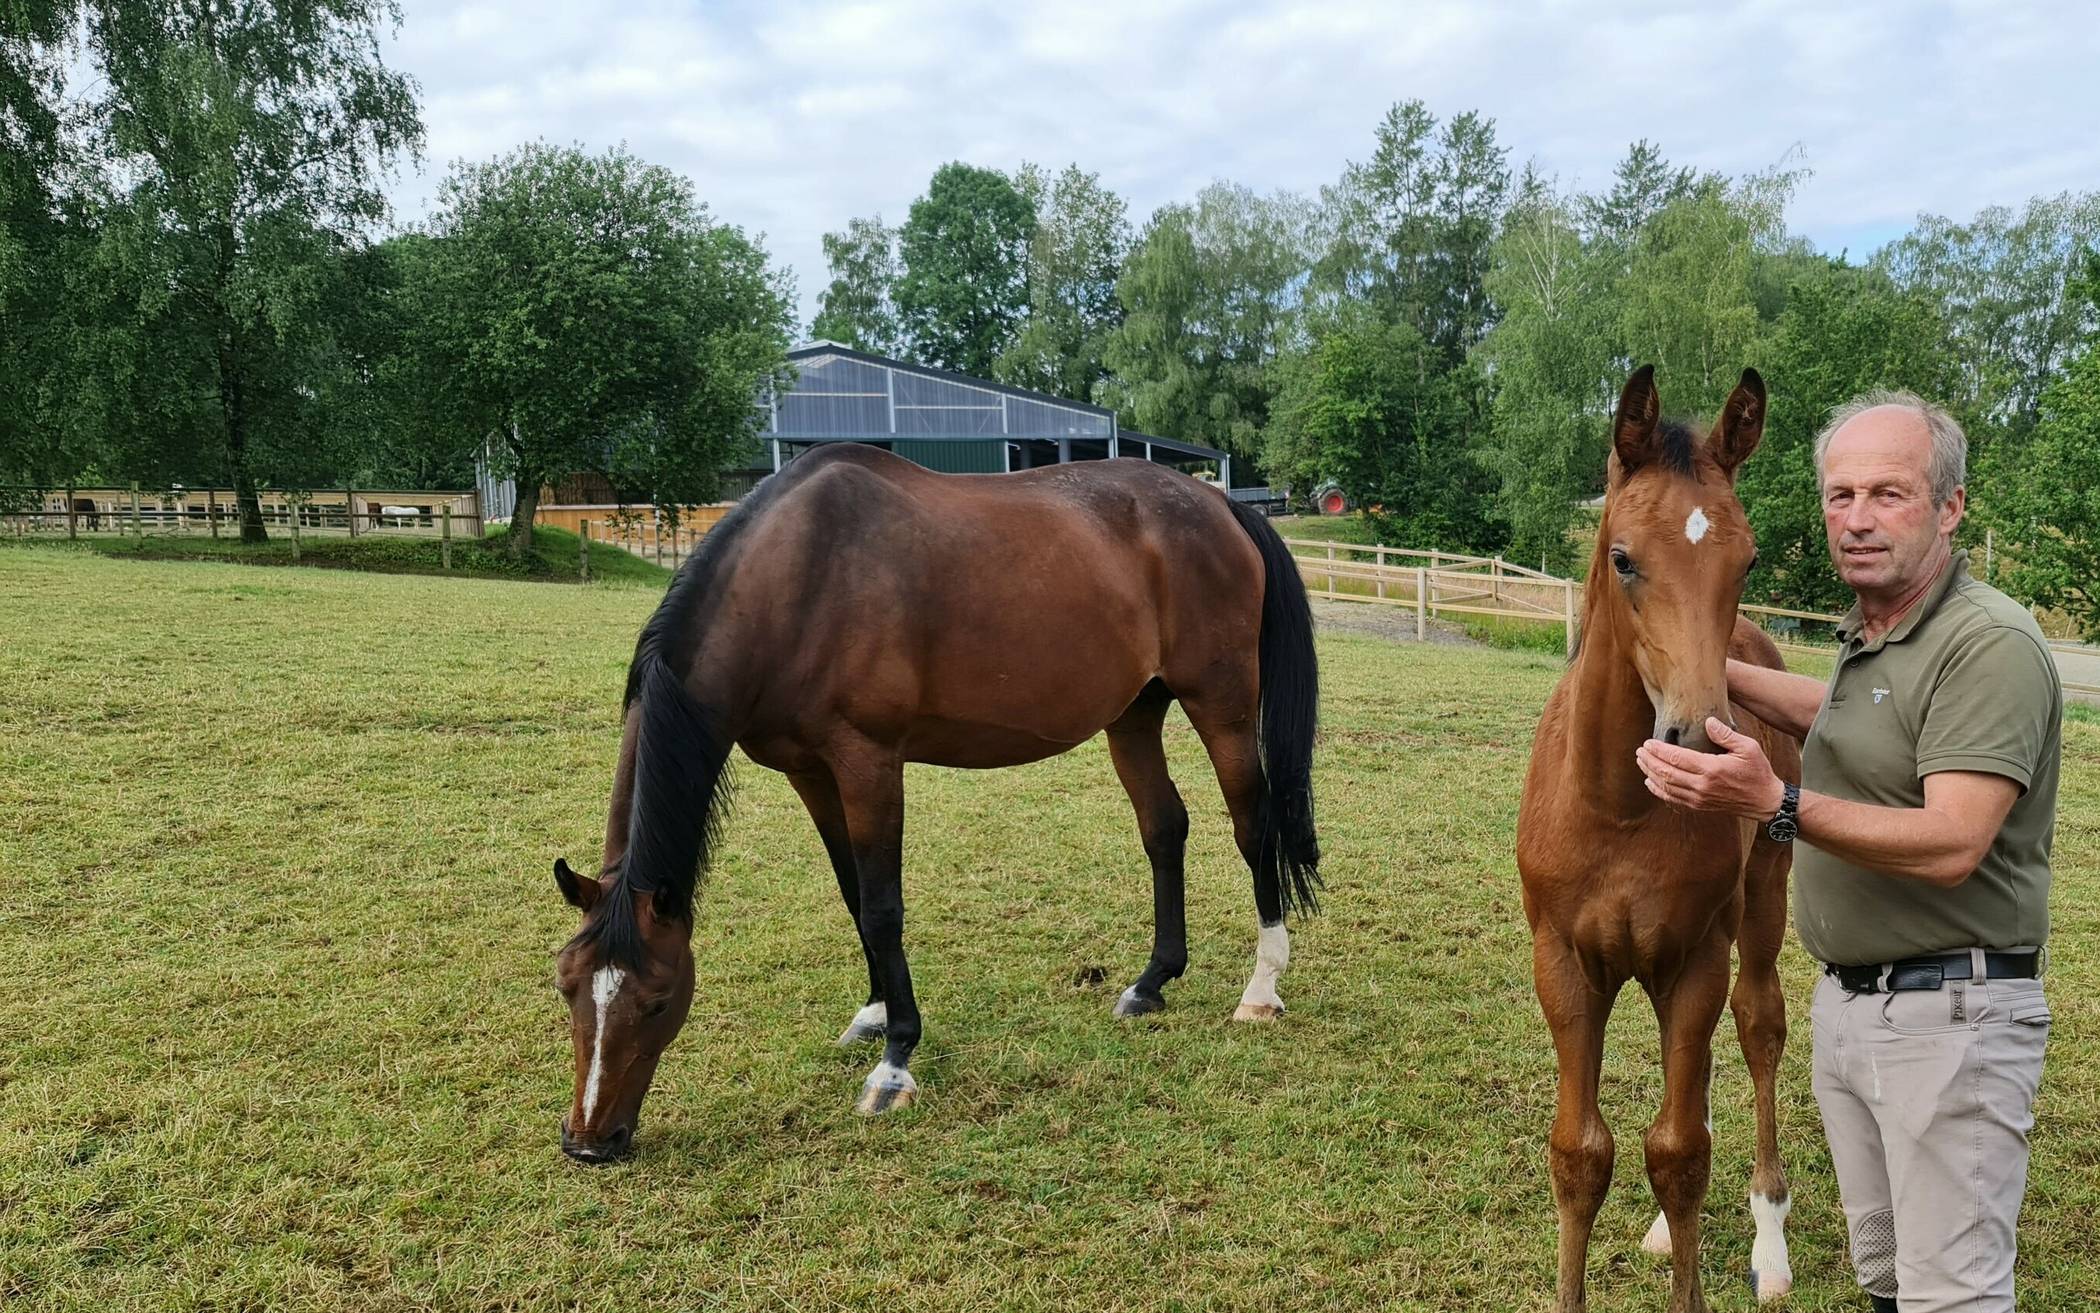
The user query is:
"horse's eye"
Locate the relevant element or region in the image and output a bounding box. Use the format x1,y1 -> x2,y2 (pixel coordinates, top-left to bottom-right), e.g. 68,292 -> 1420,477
642,999 -> 669,1019
1610,548 -> 1635,578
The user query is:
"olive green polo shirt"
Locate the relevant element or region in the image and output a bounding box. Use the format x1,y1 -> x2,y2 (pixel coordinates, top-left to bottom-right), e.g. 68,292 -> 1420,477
1794,551 -> 2061,966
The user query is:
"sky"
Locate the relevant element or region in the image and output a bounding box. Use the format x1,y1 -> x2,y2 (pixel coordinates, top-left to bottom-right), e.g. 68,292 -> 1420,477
377,0 -> 2100,328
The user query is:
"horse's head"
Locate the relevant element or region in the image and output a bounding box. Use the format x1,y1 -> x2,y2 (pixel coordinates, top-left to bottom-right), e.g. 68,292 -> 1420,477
1596,365 -> 1765,753
551,858 -> 695,1164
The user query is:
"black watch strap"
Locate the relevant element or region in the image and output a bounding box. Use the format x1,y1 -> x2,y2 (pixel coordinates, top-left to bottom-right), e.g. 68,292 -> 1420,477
1766,782 -> 1800,844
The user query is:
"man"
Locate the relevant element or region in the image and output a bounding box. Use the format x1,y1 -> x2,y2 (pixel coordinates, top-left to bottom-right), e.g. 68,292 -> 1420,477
1635,390 -> 2060,1313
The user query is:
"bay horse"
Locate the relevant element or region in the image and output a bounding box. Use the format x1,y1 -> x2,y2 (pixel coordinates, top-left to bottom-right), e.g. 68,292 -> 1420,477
1517,367 -> 1802,1312
550,444 -> 1321,1160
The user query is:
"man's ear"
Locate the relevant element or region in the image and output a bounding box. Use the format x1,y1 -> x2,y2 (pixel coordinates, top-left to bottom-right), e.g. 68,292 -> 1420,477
554,858 -> 600,912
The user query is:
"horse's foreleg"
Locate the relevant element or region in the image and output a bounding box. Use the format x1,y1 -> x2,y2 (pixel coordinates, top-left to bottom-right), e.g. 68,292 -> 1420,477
833,747 -> 918,1114
1107,685 -> 1188,1018
789,770 -> 885,1046
1732,842 -> 1794,1302
1646,939 -> 1732,1313
1536,932 -> 1617,1313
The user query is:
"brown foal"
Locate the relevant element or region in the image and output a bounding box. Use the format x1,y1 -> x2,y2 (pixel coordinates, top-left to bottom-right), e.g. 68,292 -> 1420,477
1518,367 -> 1802,1312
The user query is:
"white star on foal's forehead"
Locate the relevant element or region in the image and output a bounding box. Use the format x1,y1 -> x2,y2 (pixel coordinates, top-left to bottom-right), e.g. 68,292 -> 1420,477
1685,507 -> 1710,544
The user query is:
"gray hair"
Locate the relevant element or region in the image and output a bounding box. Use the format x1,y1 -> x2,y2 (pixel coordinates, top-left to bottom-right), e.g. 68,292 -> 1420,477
1813,389 -> 1967,505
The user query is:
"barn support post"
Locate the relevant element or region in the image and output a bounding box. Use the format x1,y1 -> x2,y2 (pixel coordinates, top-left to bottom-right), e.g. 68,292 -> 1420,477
1220,454 -> 1231,490
770,438 -> 782,473
1058,438 -> 1071,464
441,504 -> 452,570
1415,568 -> 1428,641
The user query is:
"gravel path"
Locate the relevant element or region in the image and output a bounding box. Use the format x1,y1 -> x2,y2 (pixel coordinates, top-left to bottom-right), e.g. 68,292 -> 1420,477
1307,596 -> 1483,647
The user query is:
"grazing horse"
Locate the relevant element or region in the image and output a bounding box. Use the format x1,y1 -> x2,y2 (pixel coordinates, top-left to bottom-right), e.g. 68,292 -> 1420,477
551,444 -> 1322,1160
1517,367 -> 1802,1312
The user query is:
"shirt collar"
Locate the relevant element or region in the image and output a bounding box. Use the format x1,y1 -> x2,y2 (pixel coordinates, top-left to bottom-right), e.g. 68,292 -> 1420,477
1838,549 -> 1970,651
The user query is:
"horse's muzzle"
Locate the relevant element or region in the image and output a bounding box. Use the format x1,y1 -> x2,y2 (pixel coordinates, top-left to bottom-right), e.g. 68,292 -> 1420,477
561,1119 -> 634,1164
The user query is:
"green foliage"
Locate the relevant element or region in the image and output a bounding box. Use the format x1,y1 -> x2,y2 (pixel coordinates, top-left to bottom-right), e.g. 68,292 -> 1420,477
33,522 -> 673,585
1103,183 -> 1315,467
995,162 -> 1131,401
1997,254 -> 2100,638
810,215 -> 902,354
417,141 -> 793,548
1615,179 -> 1765,419
1265,313 -> 1501,551
894,163 -> 1036,376
1738,265 -> 1963,612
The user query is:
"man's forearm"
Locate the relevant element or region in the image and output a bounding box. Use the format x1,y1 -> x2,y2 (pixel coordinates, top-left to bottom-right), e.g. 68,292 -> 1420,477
1796,791 -> 1985,887
1727,658 -> 1825,740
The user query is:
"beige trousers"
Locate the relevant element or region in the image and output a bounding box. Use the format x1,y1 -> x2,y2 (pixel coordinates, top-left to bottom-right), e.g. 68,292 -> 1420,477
1810,961 -> 2050,1312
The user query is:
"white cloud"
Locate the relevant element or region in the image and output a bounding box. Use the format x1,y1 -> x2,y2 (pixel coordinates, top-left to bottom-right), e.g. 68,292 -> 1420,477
377,0 -> 2100,325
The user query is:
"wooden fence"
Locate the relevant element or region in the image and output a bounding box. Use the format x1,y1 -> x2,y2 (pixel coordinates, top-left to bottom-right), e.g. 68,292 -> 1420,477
573,508 -> 730,573
1284,538 -> 1848,659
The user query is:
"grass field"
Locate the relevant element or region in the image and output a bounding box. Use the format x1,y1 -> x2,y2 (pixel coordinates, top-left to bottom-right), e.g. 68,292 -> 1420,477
3,546 -> 2094,1312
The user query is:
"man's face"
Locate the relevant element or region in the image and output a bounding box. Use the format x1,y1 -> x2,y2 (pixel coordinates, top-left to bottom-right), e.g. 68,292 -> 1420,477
1820,406 -> 1964,599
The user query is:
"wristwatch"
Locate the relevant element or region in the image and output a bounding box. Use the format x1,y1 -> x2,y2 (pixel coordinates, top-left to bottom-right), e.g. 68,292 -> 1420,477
1765,782 -> 1800,844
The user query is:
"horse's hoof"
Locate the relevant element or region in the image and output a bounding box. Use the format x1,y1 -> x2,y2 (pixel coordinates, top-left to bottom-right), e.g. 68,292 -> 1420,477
855,1062 -> 917,1116
1641,1210 -> 1672,1255
1113,985 -> 1165,1018
1232,1002 -> 1284,1022
1748,1269 -> 1792,1302
836,1001 -> 888,1047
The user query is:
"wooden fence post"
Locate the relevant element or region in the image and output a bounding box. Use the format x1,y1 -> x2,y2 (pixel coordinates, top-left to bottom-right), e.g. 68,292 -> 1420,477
1325,543 -> 1336,595
654,508 -> 665,568
1563,580 -> 1578,657
580,519 -> 591,582
1493,557 -> 1504,607
65,485 -> 76,539
346,487 -> 358,538
207,488 -> 218,539
1415,567 -> 1427,641
441,504 -> 452,570
131,482 -> 142,537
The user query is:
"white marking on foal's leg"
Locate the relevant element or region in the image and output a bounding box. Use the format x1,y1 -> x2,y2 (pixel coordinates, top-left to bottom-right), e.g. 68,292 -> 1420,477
836,1000 -> 888,1046
855,1058 -> 918,1115
1749,1191 -> 1794,1301
1685,506 -> 1710,543
582,965 -> 625,1128
1233,921 -> 1289,1021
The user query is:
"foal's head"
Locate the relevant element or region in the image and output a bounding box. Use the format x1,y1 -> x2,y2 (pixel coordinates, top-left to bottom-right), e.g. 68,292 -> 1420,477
1594,365 -> 1765,752
551,858 -> 696,1163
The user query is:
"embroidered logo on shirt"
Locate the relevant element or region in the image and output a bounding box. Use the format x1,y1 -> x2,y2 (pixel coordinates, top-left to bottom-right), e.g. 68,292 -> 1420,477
1873,687 -> 1891,705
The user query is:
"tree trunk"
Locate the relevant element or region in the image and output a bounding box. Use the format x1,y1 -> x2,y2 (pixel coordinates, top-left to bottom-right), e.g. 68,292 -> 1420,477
219,341 -> 267,544
505,473 -> 540,555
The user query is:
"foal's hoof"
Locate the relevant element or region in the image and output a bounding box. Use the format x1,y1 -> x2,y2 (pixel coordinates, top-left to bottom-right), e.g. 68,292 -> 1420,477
1747,1269 -> 1793,1303
1113,985 -> 1165,1018
855,1062 -> 918,1116
1232,1002 -> 1284,1022
1641,1210 -> 1672,1256
836,1001 -> 888,1047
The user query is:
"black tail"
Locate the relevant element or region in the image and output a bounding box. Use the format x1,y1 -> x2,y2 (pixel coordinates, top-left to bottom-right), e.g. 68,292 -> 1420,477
1228,498 -> 1322,918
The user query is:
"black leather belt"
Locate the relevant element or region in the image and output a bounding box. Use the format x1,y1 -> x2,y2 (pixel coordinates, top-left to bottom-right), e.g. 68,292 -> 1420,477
1826,951 -> 2040,995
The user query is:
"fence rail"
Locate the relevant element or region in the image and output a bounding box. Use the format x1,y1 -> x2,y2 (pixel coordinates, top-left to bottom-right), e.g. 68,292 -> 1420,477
1282,537 -> 1848,658
2,484 -> 483,541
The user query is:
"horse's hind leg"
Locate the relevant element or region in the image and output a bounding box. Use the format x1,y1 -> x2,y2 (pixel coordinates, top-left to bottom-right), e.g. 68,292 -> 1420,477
789,770 -> 885,1047
1185,705 -> 1286,1022
1732,839 -> 1794,1302
1107,681 -> 1189,1018
829,743 -> 920,1115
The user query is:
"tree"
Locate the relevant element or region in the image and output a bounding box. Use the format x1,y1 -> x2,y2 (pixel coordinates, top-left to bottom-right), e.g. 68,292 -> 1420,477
73,0 -> 423,541
1616,179 -> 1764,419
419,142 -> 793,551
1102,183 -> 1315,468
1995,252 -> 2100,638
894,163 -> 1035,375
1579,140 -> 1703,260
1265,311 -> 1500,549
996,162 -> 1130,401
809,215 -> 901,354
1738,264 -> 1963,612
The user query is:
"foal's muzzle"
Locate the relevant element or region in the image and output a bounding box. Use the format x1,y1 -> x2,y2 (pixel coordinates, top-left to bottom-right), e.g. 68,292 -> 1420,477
561,1119 -> 634,1164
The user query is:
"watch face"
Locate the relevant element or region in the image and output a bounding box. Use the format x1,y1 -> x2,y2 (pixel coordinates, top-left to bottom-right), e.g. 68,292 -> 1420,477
1768,817 -> 1798,844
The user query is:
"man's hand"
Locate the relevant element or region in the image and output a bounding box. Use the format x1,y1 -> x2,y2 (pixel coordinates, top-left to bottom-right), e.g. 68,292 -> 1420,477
1636,717 -> 1787,820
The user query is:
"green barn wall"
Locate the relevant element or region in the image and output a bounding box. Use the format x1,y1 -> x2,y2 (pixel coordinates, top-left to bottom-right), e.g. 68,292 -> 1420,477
892,440 -> 1006,474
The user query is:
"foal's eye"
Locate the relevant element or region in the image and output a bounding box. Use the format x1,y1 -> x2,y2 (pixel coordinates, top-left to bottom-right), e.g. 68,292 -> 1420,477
1610,548 -> 1635,578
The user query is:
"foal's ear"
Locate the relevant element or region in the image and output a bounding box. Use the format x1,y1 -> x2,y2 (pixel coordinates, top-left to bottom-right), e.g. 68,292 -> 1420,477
1612,365 -> 1663,472
554,858 -> 600,912
1711,368 -> 1767,476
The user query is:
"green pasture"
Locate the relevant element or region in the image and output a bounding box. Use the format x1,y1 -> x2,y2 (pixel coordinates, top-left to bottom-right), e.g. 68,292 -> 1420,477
1,547 -> 2092,1311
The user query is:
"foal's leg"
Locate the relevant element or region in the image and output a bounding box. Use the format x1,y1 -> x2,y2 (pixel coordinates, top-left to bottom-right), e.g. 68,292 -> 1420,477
1645,937 -> 1732,1313
1732,840 -> 1794,1302
1107,683 -> 1190,1018
1535,932 -> 1617,1313
788,771 -> 885,1046
1187,709 -> 1287,1022
831,744 -> 920,1114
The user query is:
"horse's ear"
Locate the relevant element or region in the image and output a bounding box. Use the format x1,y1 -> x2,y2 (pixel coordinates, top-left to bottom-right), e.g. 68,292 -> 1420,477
1613,365 -> 1663,472
555,858 -> 599,912
1711,368 -> 1766,476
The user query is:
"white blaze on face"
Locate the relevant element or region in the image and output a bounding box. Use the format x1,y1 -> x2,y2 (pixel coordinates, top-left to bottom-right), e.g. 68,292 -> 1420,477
1685,506 -> 1711,544
581,964 -> 625,1127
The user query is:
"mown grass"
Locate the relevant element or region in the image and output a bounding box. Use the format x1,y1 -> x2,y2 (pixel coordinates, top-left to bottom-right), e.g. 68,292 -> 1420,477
3,524 -> 672,586
2,545 -> 2094,1311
